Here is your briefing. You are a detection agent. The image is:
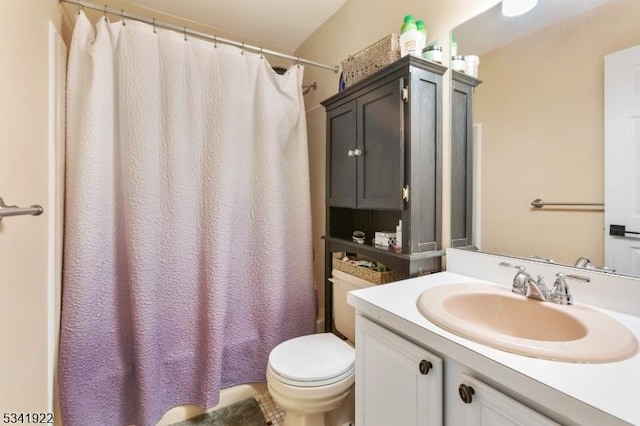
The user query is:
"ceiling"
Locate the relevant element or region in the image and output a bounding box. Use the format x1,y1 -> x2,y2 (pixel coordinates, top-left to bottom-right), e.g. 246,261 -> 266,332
125,0 -> 348,52
454,0 -> 614,56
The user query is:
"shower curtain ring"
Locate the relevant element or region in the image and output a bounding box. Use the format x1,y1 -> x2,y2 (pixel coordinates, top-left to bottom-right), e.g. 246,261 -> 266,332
213,35 -> 217,48
152,18 -> 156,34
183,26 -> 187,41
241,42 -> 245,55
296,56 -> 300,68
259,47 -> 263,59
103,4 -> 108,22
121,9 -> 125,26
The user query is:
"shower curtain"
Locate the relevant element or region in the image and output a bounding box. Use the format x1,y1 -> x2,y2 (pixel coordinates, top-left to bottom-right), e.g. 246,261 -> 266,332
59,12 -> 316,426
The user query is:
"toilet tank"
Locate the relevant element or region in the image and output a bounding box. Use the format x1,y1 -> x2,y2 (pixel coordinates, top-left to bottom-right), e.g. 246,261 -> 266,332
331,269 -> 378,343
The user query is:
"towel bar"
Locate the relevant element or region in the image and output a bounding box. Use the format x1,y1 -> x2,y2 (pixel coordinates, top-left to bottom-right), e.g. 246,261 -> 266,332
531,199 -> 604,209
0,197 -> 43,221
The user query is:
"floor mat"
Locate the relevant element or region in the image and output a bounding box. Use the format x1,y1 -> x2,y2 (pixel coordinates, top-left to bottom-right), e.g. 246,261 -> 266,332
171,397 -> 267,426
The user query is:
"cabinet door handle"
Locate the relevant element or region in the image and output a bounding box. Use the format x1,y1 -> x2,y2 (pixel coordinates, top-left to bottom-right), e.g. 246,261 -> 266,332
458,384 -> 475,404
347,149 -> 355,157
418,359 -> 432,375
353,148 -> 362,156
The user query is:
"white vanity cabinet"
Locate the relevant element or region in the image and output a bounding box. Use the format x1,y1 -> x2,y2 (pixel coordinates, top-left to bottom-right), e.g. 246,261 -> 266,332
356,315 -> 558,426
355,315 -> 443,426
349,255 -> 640,426
454,374 -> 559,426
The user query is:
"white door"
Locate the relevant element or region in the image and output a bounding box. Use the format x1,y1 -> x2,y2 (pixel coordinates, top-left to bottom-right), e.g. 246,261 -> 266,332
355,315 -> 443,426
605,45 -> 640,276
457,374 -> 559,426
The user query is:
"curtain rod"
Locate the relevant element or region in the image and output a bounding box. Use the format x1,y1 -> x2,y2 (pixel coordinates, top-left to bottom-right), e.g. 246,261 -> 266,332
59,0 -> 339,73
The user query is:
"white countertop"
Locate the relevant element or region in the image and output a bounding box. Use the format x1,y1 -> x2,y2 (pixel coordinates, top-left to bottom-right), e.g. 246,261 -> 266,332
348,271 -> 640,426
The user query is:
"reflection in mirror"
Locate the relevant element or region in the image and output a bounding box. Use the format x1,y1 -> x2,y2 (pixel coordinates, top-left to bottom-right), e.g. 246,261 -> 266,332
452,0 -> 640,277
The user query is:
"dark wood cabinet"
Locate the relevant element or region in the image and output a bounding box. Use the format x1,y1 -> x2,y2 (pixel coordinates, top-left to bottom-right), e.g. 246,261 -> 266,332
326,100 -> 357,207
327,79 -> 404,210
322,55 -> 447,332
451,71 -> 481,248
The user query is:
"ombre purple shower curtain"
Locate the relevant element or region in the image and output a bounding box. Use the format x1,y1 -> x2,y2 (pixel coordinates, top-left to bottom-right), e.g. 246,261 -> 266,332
59,12 -> 316,426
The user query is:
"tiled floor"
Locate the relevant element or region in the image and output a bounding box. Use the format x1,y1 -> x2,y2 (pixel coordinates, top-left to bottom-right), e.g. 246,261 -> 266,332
255,392 -> 286,426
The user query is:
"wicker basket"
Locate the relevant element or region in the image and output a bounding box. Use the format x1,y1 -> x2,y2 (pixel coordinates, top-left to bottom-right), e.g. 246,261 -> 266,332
341,34 -> 400,88
332,257 -> 402,284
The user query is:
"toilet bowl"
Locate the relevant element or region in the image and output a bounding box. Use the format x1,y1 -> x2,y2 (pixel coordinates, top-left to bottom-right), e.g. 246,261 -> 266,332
266,269 -> 377,426
267,333 -> 355,426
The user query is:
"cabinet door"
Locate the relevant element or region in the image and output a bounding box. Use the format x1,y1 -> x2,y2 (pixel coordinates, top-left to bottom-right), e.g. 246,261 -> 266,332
327,100 -> 358,207
356,315 -> 442,426
450,76 -> 477,249
457,374 -> 559,426
356,79 -> 405,210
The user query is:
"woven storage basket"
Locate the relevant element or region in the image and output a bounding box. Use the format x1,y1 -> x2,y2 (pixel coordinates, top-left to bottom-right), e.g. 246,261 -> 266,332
333,257 -> 402,284
341,34 -> 400,88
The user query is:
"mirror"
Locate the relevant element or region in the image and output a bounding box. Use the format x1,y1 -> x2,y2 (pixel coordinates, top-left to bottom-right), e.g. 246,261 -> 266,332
451,0 -> 640,277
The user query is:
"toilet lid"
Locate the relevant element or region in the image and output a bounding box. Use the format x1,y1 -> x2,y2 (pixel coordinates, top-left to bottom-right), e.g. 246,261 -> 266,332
268,333 -> 355,385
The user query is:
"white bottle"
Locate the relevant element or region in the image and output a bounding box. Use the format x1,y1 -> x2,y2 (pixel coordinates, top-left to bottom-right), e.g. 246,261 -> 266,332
400,15 -> 420,57
416,20 -> 427,55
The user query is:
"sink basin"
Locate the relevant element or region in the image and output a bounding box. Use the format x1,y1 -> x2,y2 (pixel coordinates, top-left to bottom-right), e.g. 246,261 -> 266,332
417,283 -> 638,363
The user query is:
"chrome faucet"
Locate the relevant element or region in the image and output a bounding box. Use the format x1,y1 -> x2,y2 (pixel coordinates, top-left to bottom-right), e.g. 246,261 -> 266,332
499,262 -> 589,304
574,256 -> 591,268
573,256 -> 616,274
525,275 -> 550,302
499,262 -> 549,301
550,273 -> 590,305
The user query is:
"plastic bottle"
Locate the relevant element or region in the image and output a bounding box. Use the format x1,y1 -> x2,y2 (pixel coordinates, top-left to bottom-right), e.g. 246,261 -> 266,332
422,45 -> 443,63
400,15 -> 420,57
451,55 -> 466,72
415,20 -> 427,54
450,32 -> 458,57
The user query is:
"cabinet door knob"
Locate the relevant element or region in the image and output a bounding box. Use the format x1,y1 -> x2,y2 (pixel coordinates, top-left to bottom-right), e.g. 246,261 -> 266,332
347,149 -> 355,157
353,148 -> 362,156
418,359 -> 432,375
458,384 -> 475,404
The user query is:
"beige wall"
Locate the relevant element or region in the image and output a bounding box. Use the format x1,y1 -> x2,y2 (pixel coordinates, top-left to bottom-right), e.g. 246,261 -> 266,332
296,0 -> 500,318
0,0 -> 66,414
476,0 -> 640,266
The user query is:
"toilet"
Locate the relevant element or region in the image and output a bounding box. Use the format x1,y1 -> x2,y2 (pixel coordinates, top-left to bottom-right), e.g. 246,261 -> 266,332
266,268 -> 376,426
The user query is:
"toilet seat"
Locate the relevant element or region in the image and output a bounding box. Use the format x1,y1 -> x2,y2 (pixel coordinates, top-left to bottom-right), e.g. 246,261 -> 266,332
268,333 -> 355,387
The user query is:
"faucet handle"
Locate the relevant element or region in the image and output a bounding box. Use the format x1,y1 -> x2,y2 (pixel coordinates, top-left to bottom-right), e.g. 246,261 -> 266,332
564,274 -> 590,283
499,262 -> 528,295
550,273 -> 590,305
499,261 -> 527,276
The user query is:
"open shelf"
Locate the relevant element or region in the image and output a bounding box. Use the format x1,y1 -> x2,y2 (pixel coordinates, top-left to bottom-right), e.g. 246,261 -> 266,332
324,236 -> 444,277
